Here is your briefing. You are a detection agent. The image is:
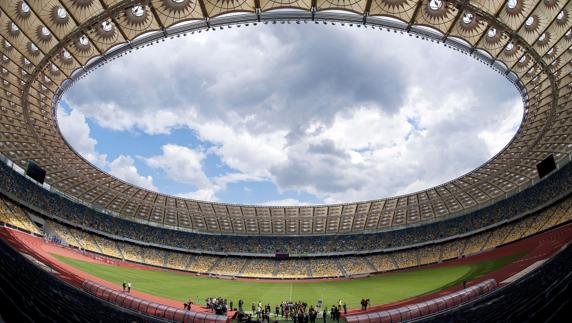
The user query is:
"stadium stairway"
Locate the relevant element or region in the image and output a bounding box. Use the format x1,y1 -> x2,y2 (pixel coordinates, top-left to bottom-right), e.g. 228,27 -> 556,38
184,254 -> 194,271
162,250 -> 170,267
272,261 -> 279,277
364,257 -> 377,272
336,259 -> 348,277
238,259 -> 250,276
208,257 -> 223,273
115,241 -> 126,260
91,235 -> 104,254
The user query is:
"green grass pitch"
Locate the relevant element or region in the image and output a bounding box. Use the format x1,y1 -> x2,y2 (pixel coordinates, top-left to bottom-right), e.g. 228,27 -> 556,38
52,252 -> 522,311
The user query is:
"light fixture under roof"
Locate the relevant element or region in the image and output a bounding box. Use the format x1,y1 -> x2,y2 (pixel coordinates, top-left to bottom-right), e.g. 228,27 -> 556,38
20,1 -> 30,14
508,0 -> 518,10
131,5 -> 145,17
101,20 -> 113,32
57,7 -> 67,19
428,0 -> 443,11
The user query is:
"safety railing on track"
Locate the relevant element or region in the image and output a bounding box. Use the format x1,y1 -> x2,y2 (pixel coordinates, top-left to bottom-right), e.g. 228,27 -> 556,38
345,279 -> 498,323
82,280 -> 229,323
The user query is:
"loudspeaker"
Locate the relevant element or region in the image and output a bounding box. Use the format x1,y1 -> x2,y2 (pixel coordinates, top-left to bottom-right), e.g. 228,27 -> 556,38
275,252 -> 289,260
25,160 -> 46,184
536,154 -> 557,179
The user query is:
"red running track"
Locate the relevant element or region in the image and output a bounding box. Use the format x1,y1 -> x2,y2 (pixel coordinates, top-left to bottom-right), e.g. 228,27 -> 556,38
1,222 -> 571,318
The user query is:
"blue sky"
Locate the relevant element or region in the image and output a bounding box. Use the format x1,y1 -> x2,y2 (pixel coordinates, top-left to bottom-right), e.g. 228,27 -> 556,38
58,24 -> 522,205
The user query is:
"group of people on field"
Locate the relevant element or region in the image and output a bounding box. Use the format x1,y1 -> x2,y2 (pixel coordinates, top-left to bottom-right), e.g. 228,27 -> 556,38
229,298 -> 350,323
206,297 -> 228,315
118,280 -> 364,323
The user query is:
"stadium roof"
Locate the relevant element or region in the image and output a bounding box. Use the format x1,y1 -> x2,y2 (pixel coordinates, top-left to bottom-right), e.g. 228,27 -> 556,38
0,0 -> 571,235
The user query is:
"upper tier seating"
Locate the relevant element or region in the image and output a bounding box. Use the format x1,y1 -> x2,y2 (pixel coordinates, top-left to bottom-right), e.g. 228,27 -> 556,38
1,160 -> 571,256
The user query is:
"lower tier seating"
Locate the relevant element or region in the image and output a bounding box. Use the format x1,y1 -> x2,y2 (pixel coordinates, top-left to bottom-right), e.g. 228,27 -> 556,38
0,196 -> 41,235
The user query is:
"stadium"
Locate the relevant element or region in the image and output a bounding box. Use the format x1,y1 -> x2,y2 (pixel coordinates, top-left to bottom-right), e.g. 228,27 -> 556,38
1,0 -> 572,322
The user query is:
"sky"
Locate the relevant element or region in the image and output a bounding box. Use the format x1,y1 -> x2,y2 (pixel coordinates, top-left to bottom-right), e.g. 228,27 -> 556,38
58,23 -> 523,206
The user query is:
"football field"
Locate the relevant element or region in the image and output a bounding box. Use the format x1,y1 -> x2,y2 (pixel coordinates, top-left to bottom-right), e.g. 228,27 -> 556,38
52,252 -> 521,310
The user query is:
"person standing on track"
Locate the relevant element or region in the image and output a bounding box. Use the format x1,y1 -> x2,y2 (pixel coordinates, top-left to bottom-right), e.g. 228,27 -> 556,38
184,297 -> 192,310
127,281 -> 131,293
122,281 -> 126,292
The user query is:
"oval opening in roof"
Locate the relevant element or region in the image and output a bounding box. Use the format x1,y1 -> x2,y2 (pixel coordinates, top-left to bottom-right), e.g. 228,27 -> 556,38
59,22 -> 522,206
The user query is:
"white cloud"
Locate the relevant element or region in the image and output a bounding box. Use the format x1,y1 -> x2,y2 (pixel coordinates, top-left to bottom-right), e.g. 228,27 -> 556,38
58,105 -> 157,193
144,144 -> 210,188
194,120 -> 288,177
108,155 -> 156,191
143,143 -> 269,199
176,189 -> 218,201
212,172 -> 265,191
258,198 -> 309,206
478,98 -> 523,156
311,105 -> 412,157
68,101 -> 202,135
268,87 -> 517,202
56,106 -> 107,167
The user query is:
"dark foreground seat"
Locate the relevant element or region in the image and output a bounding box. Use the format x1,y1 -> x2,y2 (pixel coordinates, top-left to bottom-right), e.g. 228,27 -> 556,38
0,237 -> 167,323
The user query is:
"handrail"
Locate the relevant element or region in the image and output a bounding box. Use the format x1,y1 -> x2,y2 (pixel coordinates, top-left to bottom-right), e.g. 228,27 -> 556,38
82,280 -> 228,323
345,279 -> 498,323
